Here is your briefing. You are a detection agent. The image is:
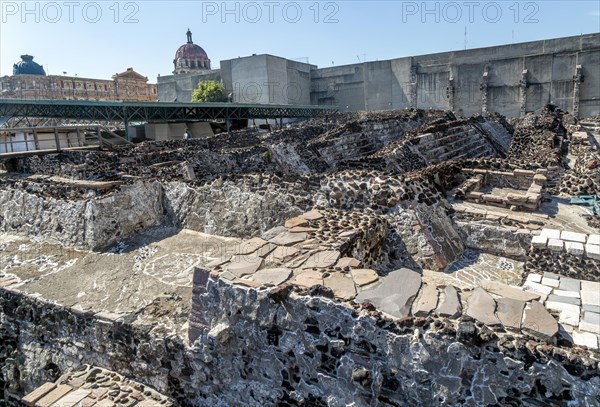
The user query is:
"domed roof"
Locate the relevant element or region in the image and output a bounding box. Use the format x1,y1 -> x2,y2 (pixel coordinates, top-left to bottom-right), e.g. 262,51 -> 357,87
175,29 -> 208,60
13,55 -> 46,76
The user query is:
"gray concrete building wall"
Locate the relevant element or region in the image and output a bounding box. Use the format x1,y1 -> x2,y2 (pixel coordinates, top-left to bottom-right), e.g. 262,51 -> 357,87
157,70 -> 221,102
220,54 -> 315,105
157,34 -> 599,118
311,33 -> 600,118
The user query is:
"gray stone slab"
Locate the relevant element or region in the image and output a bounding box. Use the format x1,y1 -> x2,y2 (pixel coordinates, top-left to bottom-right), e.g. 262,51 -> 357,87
435,285 -> 462,319
543,272 -> 560,280
583,304 -> 600,314
252,268 -> 292,286
269,231 -> 307,246
465,287 -> 501,326
293,270 -> 322,288
547,294 -> 581,306
236,237 -> 268,255
580,280 -> 600,307
495,297 -> 525,330
324,273 -> 357,300
480,280 -> 540,302
583,311 -> 600,325
356,268 -> 422,319
301,250 -> 340,269
411,284 -> 439,317
559,277 -> 581,292
522,300 -> 559,340
350,269 -> 379,287
224,255 -> 263,277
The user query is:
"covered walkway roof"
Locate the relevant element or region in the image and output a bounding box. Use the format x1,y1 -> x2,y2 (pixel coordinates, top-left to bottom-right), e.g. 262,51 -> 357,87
0,99 -> 337,125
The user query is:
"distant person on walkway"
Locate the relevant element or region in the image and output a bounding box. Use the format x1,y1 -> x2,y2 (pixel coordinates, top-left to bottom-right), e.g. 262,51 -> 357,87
184,128 -> 192,140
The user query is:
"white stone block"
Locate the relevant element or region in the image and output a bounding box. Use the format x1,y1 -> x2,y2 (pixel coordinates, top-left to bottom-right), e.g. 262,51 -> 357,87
565,241 -> 584,256
531,235 -> 548,248
573,331 -> 599,349
559,309 -> 580,326
545,301 -> 580,314
541,277 -> 560,288
587,234 -> 600,246
560,231 -> 587,243
579,321 -> 600,335
552,289 -> 580,298
581,280 -> 600,307
540,229 -> 561,240
585,244 -> 600,260
524,281 -> 553,295
526,273 -> 542,283
547,239 -> 564,252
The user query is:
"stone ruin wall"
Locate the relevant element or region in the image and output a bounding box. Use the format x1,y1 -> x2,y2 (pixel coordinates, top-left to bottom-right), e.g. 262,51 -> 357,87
2,275 -> 599,406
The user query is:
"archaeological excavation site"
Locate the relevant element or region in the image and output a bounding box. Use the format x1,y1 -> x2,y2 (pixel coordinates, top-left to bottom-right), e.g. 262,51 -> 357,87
0,105 -> 599,406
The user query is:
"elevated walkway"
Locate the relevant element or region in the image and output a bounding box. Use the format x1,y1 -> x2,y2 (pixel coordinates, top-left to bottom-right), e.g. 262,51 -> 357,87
0,125 -> 131,159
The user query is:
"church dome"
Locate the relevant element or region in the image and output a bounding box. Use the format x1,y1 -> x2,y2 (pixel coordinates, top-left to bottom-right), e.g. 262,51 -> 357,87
173,29 -> 211,74
13,55 -> 46,75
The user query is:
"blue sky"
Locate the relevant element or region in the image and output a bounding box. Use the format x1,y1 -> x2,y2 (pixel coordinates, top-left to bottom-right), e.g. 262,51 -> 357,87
1,1 -> 599,81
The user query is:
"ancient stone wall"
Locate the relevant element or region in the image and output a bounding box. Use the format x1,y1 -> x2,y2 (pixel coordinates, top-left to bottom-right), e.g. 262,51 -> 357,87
3,278 -> 599,406
0,180 -> 164,250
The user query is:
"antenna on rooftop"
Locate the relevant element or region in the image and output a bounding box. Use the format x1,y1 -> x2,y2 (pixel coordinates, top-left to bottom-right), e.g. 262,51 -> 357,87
464,25 -> 467,50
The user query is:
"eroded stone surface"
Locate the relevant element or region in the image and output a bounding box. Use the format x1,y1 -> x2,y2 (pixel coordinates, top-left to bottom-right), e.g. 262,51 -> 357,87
355,268 -> 422,318
465,287 -> 501,325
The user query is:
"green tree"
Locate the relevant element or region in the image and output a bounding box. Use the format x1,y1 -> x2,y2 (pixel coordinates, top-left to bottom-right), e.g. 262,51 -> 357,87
191,80 -> 226,103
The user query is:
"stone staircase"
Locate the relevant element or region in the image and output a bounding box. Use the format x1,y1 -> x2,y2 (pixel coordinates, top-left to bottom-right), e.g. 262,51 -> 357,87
410,125 -> 496,164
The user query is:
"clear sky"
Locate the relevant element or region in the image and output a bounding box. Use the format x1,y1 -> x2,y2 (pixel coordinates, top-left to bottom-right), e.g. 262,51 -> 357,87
1,1 -> 599,81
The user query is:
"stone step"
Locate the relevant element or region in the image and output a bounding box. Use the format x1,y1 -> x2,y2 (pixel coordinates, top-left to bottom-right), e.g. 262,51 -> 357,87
433,137 -> 484,162
414,128 -> 477,151
453,144 -> 494,161
419,133 -> 481,160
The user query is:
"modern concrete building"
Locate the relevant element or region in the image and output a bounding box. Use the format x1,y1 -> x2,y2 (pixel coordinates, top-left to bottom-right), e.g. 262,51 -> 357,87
158,32 -> 600,118
311,33 -> 600,118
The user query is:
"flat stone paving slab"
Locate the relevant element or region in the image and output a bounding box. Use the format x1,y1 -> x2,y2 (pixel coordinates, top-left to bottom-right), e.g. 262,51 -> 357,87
299,210 -> 323,220
301,250 -> 340,269
50,388 -> 90,407
21,382 -> 56,406
588,234 -> 600,246
350,269 -> 379,287
284,217 -> 309,228
268,246 -> 300,264
436,285 -> 462,318
411,284 -> 439,317
224,255 -> 263,277
236,237 -> 268,255
35,384 -> 73,407
252,268 -> 292,286
559,277 -> 581,292
356,268 -> 422,318
581,280 -> 600,307
480,280 -> 540,302
324,273 -> 357,300
336,257 -> 362,268
495,297 -> 525,330
269,231 -> 307,246
522,300 -> 559,339
293,270 -> 323,288
465,287 -> 501,326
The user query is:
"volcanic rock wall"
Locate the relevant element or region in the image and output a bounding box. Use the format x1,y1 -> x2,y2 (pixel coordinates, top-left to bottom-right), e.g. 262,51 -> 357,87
0,180 -> 164,250
2,277 -> 599,406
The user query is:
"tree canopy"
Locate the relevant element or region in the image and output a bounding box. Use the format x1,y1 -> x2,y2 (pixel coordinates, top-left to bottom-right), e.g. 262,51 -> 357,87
191,80 -> 226,103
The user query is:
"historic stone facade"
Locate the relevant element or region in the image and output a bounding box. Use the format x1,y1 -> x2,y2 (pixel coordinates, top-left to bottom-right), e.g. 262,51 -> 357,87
0,57 -> 157,102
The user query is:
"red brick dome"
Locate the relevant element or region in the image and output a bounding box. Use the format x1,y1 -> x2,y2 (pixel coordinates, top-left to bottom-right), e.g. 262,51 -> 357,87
173,29 -> 211,74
